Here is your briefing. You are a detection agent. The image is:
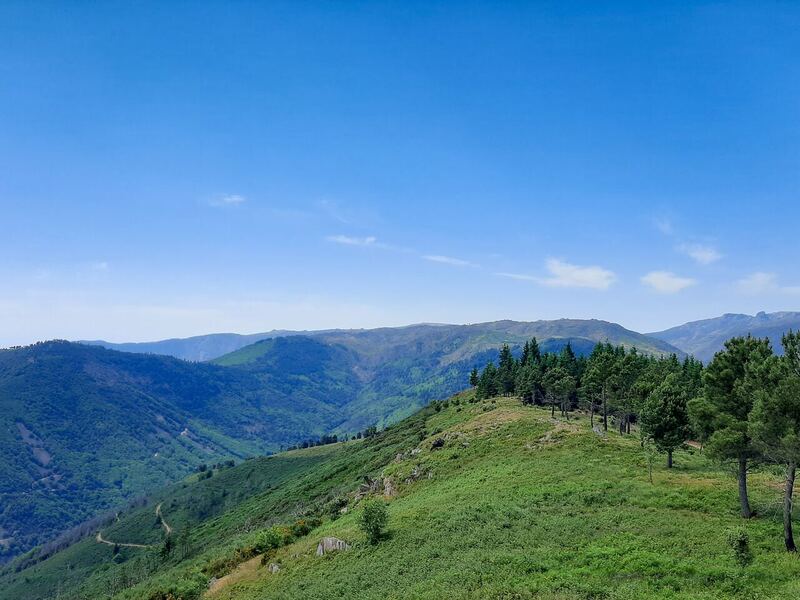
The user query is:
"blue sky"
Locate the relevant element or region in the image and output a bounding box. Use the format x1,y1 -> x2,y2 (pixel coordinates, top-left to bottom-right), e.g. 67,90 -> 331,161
2,1 -> 799,345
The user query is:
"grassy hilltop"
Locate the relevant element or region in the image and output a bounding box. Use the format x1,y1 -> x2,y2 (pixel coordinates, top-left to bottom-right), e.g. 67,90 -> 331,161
3,392 -> 800,600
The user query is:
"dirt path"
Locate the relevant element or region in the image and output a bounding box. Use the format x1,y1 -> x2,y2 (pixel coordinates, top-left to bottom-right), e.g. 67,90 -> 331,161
95,503 -> 172,549
155,502 -> 172,535
95,531 -> 153,549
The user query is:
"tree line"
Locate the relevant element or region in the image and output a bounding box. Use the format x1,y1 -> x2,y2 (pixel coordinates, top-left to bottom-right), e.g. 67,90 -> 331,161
471,334 -> 800,552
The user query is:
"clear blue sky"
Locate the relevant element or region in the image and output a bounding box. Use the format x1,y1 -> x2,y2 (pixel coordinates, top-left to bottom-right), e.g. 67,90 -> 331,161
2,1 -> 799,346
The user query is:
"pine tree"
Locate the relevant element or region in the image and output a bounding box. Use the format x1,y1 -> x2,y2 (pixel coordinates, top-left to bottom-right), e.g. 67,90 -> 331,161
750,331 -> 800,551
497,344 -> 516,396
688,336 -> 772,518
469,367 -> 479,388
641,373 -> 691,468
477,362 -> 498,399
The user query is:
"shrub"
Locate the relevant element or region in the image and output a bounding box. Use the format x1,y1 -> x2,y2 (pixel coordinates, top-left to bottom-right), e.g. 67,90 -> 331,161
358,498 -> 388,544
291,519 -> 311,537
328,496 -> 348,520
726,527 -> 753,568
254,526 -> 292,555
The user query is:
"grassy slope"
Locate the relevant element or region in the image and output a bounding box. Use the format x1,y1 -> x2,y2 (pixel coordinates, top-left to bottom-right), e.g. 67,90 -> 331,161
5,394 -> 800,599
210,400 -> 800,600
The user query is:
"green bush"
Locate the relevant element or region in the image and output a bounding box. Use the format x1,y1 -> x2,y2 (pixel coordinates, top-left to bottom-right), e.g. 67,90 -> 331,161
726,527 -> 753,568
253,527 -> 290,555
328,496 -> 348,520
358,498 -> 388,544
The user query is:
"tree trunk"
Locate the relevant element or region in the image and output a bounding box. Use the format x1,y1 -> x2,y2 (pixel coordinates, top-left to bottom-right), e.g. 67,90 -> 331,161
737,457 -> 752,519
785,462 -> 796,552
602,389 -> 608,432
667,450 -> 673,469
551,399 -> 555,418
626,419 -> 631,434
590,406 -> 594,428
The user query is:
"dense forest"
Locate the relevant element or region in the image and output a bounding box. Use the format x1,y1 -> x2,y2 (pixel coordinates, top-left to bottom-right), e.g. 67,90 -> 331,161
471,334 -> 800,552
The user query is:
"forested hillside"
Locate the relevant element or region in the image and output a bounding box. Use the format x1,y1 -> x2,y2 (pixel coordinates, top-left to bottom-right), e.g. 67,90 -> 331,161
0,339 -> 357,561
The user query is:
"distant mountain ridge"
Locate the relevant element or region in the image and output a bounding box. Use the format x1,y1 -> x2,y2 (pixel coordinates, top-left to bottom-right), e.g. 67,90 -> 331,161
649,311 -> 800,362
81,318 -> 681,362
79,330 -> 302,362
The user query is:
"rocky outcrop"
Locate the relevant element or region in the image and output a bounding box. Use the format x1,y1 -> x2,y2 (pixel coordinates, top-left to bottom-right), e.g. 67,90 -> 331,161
267,562 -> 281,573
316,537 -> 350,556
383,477 -> 397,498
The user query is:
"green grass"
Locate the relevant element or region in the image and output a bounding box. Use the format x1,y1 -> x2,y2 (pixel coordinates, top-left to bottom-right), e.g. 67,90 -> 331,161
3,393 -> 800,599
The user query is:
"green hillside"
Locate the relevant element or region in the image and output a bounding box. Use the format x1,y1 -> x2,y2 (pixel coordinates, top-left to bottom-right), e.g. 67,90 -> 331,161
4,393 -> 800,600
215,319 -> 683,433
0,340 -> 357,561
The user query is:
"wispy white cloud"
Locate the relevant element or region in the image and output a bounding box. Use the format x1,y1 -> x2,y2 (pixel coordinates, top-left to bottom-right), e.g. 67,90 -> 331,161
326,234 -> 378,247
90,261 -> 109,272
498,259 -> 616,290
737,272 -> 800,295
678,243 -> 722,265
540,259 -> 616,290
208,194 -> 246,207
495,272 -> 539,282
422,255 -> 479,268
641,271 -> 696,294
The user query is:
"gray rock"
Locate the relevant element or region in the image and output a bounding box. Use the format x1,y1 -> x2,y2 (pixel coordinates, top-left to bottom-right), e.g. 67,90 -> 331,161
383,477 -> 397,497
267,563 -> 281,573
316,536 -> 350,556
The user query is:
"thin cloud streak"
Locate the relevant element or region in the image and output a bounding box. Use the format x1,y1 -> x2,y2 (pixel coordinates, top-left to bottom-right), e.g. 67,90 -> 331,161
495,272 -> 539,282
422,255 -> 479,268
326,234 -> 378,247
208,194 -> 246,207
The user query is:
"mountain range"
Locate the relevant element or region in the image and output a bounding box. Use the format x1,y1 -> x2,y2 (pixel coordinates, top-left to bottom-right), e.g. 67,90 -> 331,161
648,311 -> 800,362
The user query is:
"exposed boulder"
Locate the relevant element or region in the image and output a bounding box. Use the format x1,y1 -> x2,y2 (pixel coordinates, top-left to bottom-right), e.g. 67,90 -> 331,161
267,562 -> 281,573
316,537 -> 350,556
383,477 -> 397,498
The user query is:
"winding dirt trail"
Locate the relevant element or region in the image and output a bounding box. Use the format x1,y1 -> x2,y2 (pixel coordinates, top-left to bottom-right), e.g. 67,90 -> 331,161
95,503 -> 173,549
95,531 -> 153,549
155,502 -> 172,535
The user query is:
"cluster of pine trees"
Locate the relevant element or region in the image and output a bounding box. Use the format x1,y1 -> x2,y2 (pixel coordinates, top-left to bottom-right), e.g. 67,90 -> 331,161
471,333 -> 800,552
286,426 -> 379,451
